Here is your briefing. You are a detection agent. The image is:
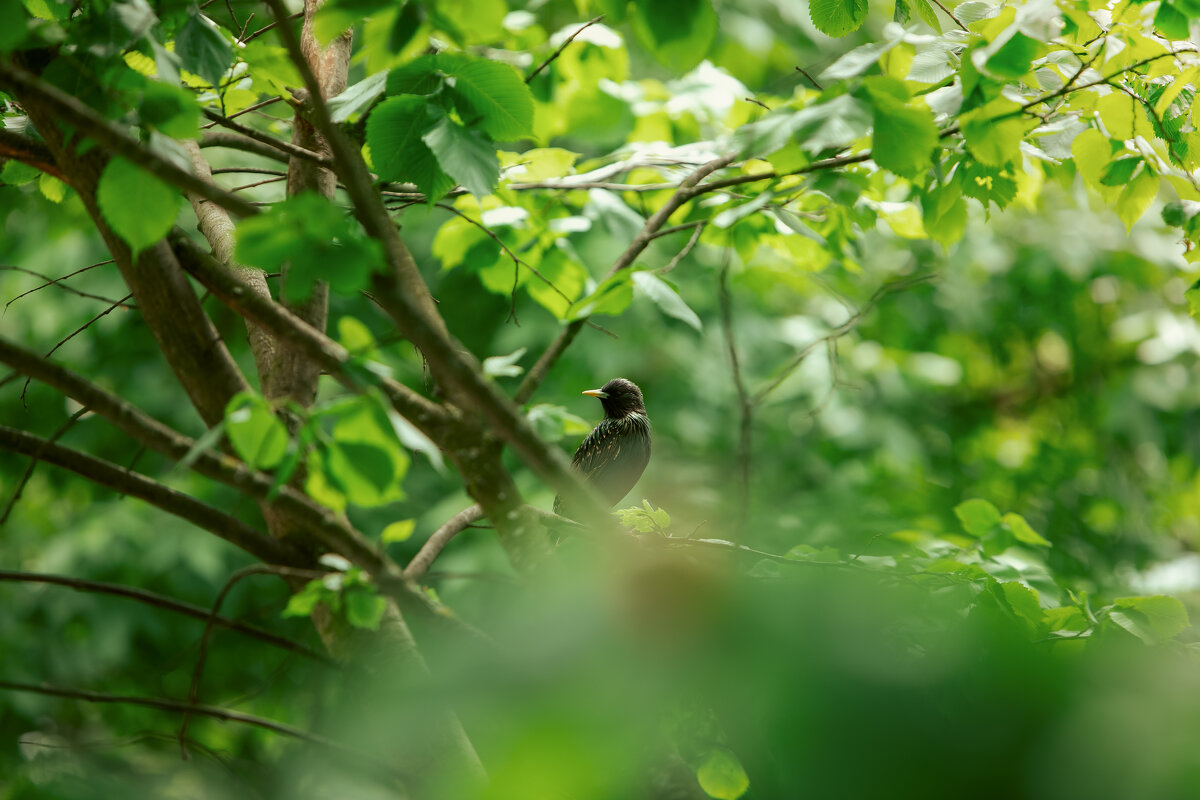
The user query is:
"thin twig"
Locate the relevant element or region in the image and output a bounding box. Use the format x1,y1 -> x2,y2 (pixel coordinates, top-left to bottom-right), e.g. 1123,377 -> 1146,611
526,15 -> 604,83
795,67 -> 823,90
752,274 -> 935,405
926,0 -> 967,30
658,221 -> 705,275
179,564 -> 327,759
2,263 -> 128,310
718,256 -> 751,538
20,293 -> 133,405
240,10 -> 303,43
200,96 -> 283,129
0,569 -> 331,664
0,680 -> 351,752
404,504 -> 485,580
0,407 -> 88,524
201,109 -> 333,167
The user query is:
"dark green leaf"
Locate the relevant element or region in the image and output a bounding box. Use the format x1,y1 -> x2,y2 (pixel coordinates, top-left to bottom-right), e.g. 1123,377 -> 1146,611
366,95 -> 454,201
96,157 -> 179,252
421,116 -> 500,197
632,0 -> 718,72
175,12 -> 231,88
444,57 -> 534,141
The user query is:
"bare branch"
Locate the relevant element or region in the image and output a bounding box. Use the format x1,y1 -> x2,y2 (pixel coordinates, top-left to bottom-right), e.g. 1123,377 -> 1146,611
19,292 -> 133,404
0,424 -> 301,565
0,680 -> 373,765
201,108 -> 333,168
526,15 -> 604,83
404,504 -> 485,580
2,262 -> 128,309
514,154 -> 736,405
718,257 -> 751,538
0,569 -> 332,665
0,407 -> 87,524
200,130 -> 289,163
180,564 -> 328,757
200,96 -> 283,129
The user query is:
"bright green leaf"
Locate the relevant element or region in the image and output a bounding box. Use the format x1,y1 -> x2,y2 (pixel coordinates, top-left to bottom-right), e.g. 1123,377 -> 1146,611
809,0 -> 868,36
96,157 -> 179,252
955,498 -> 1003,537
344,588 -> 387,630
422,117 -> 500,197
381,519 -> 416,543
1002,513 -> 1051,547
224,393 -> 289,470
696,749 -> 750,800
1110,596 -> 1189,643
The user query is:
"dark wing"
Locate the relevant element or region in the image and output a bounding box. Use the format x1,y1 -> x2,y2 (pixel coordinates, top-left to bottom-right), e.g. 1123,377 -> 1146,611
568,416 -> 651,507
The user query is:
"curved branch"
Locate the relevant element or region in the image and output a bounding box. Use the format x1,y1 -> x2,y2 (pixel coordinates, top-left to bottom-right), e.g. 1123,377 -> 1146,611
0,679 -> 342,746
0,569 -> 332,665
404,504 -> 484,580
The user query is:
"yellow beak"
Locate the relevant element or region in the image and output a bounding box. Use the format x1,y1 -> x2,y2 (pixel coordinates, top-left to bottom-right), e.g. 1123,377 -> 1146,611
582,389 -> 608,399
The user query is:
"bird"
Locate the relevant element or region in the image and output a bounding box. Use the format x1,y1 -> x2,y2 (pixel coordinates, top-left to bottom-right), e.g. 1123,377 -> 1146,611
554,377 -> 652,519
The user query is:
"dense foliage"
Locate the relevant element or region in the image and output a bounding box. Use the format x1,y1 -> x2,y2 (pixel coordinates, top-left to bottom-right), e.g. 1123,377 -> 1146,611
3,0 -> 1200,797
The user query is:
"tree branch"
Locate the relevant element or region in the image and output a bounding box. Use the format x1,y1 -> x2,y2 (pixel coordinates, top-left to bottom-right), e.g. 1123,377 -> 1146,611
0,569 -> 332,665
404,504 -> 485,580
0,425 -> 302,565
0,61 -> 259,219
514,154 -> 736,405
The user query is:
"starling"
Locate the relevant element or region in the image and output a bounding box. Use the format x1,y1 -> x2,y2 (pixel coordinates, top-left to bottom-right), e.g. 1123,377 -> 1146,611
554,377 -> 652,519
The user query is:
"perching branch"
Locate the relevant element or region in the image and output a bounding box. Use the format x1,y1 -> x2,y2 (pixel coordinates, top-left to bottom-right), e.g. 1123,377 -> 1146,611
526,15 -> 604,83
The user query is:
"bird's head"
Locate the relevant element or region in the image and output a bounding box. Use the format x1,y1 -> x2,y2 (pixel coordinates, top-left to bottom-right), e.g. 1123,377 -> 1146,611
583,377 -> 646,418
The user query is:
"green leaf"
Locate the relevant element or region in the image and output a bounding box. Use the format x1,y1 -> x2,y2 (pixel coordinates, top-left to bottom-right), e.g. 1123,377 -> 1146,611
328,70 -> 388,122
1,160 -> 39,185
175,12 -> 231,87
1154,1 -> 1189,39
981,31 -> 1042,80
283,580 -> 328,617
793,95 -> 874,154
955,498 -> 1003,537
96,157 -> 179,252
444,57 -> 534,141
483,347 -> 527,378
567,272 -> 634,320
1002,512 -> 1051,547
863,78 -> 938,178
961,100 -> 1027,166
224,393 -> 289,469
1116,169 -> 1157,232
422,117 -> 500,197
696,749 -> 750,800
385,54 -> 442,96
322,398 -> 409,507
809,0 -> 868,36
38,174 -> 66,203
632,0 -> 718,73
1099,156 -> 1142,187
632,270 -> 702,331
344,587 -> 387,630
0,2 -> 29,53
995,580 -> 1045,636
235,193 -> 381,302
1110,596 -> 1189,643
381,519 -> 416,542
138,81 -> 201,139
366,95 -> 454,201
526,404 -> 591,442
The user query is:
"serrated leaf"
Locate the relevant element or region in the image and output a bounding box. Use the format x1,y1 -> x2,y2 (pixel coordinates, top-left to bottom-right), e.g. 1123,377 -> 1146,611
422,116 -> 500,197
632,270 -> 702,331
328,70 -> 388,122
97,157 -> 179,252
954,498 -> 1003,537
696,749 -> 750,800
445,58 -> 533,141
1110,595 -> 1189,643
367,95 -> 454,201
175,12 -> 231,87
224,393 -> 289,469
809,0 -> 868,36
864,79 -> 938,178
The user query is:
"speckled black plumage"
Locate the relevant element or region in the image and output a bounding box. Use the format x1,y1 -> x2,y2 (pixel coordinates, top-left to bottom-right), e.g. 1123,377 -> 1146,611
554,378 -> 651,518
